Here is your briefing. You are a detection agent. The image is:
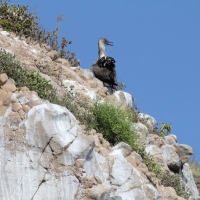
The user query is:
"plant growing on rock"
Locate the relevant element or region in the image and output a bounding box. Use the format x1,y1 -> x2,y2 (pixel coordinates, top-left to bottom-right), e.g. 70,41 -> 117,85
0,0 -> 80,66
0,49 -> 56,99
160,123 -> 172,136
91,100 -> 138,148
160,172 -> 190,199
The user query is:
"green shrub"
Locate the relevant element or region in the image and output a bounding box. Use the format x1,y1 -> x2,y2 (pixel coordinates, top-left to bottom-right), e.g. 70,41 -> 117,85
0,49 -> 56,100
160,173 -> 190,199
91,100 -> 138,148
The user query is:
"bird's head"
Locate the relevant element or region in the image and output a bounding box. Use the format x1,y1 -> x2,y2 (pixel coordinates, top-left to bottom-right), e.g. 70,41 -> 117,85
99,38 -> 113,46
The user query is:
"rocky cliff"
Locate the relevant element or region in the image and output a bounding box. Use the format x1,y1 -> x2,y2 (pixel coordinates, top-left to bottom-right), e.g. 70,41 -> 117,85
0,29 -> 199,200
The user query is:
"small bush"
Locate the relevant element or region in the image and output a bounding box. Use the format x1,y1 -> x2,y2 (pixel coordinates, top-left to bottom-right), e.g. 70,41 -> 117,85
0,49 -> 56,100
91,100 -> 138,148
160,173 -> 190,199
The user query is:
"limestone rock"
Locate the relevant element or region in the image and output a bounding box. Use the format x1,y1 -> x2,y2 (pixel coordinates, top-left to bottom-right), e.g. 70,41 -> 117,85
145,145 -> 165,166
112,142 -> 132,157
1,78 -> 16,92
137,113 -> 156,132
62,79 -> 96,100
0,73 -> 8,86
109,150 -> 133,186
169,134 -> 178,142
165,135 -> 176,145
83,69 -> 94,80
126,151 -> 143,167
182,163 -> 200,199
134,122 -> 149,145
148,133 -> 166,148
12,102 -> 22,112
114,91 -> 133,107
161,144 -> 181,173
25,103 -> 83,150
174,143 -> 193,163
47,50 -> 58,60
67,134 -> 94,160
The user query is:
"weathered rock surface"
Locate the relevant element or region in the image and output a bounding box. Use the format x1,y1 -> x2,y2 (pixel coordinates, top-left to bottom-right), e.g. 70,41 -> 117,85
161,144 -> 181,173
175,143 -> 193,163
182,163 -> 200,199
0,29 -> 198,200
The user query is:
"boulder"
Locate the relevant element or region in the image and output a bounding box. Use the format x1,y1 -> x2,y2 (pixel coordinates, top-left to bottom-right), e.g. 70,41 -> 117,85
109,150 -> 133,186
169,134 -> 178,142
126,151 -> 143,167
0,73 -> 8,86
62,79 -> 96,100
174,144 -> 193,163
25,103 -> 83,150
1,78 -> 16,92
112,142 -> 132,157
164,135 -> 176,145
67,134 -> 94,160
145,145 -> 165,166
134,122 -> 149,145
161,144 -> 181,173
137,113 -> 156,132
114,91 -> 133,107
148,133 -> 166,148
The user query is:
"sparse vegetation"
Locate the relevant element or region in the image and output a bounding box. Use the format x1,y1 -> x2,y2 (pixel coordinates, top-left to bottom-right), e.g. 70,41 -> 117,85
160,172 -> 190,199
0,49 -> 56,100
0,49 -> 93,130
0,0 -> 80,66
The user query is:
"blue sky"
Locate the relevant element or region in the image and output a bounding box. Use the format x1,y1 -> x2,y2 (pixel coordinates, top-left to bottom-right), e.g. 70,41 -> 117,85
9,0 -> 200,161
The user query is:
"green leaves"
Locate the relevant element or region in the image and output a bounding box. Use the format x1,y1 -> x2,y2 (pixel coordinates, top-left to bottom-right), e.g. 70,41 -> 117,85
0,50 -> 55,100
91,100 -> 138,148
160,123 -> 172,136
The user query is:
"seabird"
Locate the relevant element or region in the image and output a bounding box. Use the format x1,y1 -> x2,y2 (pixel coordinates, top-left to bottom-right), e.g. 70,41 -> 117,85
91,38 -> 118,94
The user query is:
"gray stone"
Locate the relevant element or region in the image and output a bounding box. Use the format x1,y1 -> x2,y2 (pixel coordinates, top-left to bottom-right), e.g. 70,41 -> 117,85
175,143 -> 193,163
164,135 -> 176,145
137,113 -> 156,132
182,163 -> 199,200
109,150 -> 133,186
145,145 -> 165,166
112,142 -> 132,157
161,144 -> 181,172
134,122 -> 149,145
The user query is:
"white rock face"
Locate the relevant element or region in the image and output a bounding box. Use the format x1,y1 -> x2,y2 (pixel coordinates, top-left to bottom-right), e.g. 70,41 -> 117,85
0,101 -> 82,199
25,103 -> 83,149
62,79 -> 96,100
137,113 -> 156,132
109,150 -> 133,186
114,91 -> 133,107
164,135 -> 176,145
134,122 -> 149,145
182,163 -> 200,200
145,145 -> 165,165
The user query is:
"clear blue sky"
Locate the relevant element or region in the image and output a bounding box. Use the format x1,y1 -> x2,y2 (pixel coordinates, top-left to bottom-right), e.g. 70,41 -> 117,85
9,0 -> 200,161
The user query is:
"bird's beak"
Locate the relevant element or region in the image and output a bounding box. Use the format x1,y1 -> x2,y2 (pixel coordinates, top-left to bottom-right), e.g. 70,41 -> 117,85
105,39 -> 113,46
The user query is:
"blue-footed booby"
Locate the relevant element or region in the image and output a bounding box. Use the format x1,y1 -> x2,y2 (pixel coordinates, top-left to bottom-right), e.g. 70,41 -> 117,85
91,38 -> 118,94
